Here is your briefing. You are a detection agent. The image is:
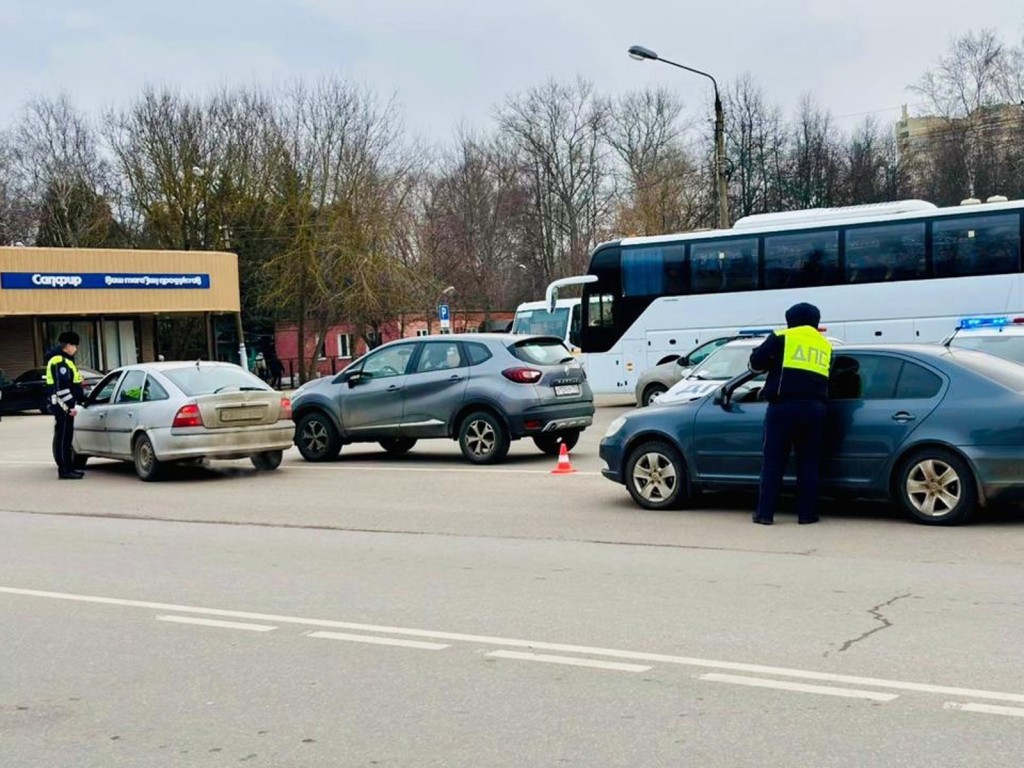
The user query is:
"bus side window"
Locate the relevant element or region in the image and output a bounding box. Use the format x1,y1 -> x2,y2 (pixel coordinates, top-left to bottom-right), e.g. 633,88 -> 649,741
846,223 -> 926,284
588,294 -> 614,328
933,213 -> 1021,278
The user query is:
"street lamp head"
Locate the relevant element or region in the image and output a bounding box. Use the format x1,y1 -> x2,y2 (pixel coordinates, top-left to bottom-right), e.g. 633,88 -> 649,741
628,45 -> 659,62
442,285 -> 455,295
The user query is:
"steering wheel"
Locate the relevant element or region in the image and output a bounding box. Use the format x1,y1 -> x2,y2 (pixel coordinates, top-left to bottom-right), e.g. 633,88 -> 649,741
378,365 -> 399,377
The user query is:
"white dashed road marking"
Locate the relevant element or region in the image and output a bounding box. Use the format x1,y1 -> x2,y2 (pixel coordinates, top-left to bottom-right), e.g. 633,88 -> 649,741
4,586 -> 1024,711
308,631 -> 449,650
700,673 -> 899,702
487,650 -> 651,673
944,702 -> 1024,718
155,615 -> 277,632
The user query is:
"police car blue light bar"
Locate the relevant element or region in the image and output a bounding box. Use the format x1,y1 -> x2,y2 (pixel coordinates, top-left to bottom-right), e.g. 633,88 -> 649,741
957,316 -> 1009,330
738,328 -> 773,335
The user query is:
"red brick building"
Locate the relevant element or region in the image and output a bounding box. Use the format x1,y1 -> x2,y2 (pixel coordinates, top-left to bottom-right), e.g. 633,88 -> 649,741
273,310 -> 514,382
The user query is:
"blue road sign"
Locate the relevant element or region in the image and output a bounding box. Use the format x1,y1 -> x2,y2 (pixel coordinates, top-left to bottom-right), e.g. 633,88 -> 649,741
438,303 -> 450,322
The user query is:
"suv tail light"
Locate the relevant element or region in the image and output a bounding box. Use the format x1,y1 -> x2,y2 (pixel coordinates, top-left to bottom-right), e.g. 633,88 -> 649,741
172,403 -> 204,428
280,397 -> 292,420
502,367 -> 543,384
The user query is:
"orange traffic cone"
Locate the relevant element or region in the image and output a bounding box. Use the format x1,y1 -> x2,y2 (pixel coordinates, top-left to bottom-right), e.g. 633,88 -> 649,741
550,441 -> 577,475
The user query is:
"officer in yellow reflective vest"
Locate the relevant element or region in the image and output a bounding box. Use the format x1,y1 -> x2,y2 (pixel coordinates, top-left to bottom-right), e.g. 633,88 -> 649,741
748,303 -> 832,525
45,331 -> 86,479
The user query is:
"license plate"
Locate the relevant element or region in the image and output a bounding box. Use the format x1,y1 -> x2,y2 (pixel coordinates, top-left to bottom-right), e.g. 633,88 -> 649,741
554,384 -> 581,397
220,406 -> 265,422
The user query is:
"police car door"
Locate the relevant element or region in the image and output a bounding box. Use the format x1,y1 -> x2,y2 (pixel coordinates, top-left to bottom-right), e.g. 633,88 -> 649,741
105,370 -> 147,458
74,370 -> 124,455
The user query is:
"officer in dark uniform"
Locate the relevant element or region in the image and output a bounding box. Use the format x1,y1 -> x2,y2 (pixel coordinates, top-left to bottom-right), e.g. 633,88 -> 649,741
748,303 -> 832,525
45,331 -> 86,480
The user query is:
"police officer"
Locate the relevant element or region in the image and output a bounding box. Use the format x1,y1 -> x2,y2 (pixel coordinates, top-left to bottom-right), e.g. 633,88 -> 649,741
748,303 -> 832,525
46,331 -> 86,479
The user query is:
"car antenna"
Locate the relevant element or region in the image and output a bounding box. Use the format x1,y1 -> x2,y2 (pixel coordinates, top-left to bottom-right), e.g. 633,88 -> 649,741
945,323 -> 962,348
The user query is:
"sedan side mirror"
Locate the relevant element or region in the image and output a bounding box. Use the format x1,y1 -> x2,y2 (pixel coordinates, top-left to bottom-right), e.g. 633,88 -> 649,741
713,386 -> 729,406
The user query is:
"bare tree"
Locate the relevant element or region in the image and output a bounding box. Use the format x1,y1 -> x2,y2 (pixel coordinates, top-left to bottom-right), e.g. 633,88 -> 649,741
417,129 -> 531,316
786,95 -> 843,209
0,132 -> 36,245
723,74 -> 788,218
910,29 -> 1023,200
12,94 -> 114,247
497,79 -> 614,283
261,78 -> 421,379
605,87 -> 702,235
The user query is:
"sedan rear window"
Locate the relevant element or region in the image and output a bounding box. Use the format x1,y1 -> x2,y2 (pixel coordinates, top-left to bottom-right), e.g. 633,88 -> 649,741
510,340 -> 573,366
163,366 -> 271,396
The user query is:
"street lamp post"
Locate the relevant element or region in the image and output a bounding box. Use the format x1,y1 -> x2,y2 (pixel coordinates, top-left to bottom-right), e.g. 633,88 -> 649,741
628,45 -> 729,229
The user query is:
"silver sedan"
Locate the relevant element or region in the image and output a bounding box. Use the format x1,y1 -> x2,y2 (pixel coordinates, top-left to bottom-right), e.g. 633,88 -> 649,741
72,361 -> 294,481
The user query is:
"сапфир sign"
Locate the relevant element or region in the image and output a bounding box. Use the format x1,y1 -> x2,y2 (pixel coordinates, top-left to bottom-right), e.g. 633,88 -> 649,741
0,273 -> 211,289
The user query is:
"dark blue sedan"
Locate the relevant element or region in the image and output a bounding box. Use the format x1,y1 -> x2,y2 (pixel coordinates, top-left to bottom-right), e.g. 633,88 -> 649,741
599,345 -> 1024,525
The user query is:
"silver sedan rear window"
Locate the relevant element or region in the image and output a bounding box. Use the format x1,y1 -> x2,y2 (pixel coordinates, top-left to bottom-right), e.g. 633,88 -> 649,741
164,366 -> 270,396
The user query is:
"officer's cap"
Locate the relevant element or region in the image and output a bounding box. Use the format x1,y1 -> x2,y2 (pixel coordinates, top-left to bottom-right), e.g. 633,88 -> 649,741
785,303 -> 821,328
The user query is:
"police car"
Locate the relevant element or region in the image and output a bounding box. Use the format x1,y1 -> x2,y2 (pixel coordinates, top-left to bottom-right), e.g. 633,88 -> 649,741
657,331 -> 844,406
943,316 -> 1024,366
657,336 -> 768,405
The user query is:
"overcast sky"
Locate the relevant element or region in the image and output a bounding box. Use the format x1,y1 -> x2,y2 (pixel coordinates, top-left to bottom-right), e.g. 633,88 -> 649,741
2,0 -> 1022,143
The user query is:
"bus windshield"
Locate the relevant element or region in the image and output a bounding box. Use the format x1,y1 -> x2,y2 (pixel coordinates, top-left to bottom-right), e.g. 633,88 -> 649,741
512,307 -> 570,339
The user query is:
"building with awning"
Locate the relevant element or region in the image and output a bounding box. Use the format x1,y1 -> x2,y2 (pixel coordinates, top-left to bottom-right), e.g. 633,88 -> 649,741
0,246 -> 241,377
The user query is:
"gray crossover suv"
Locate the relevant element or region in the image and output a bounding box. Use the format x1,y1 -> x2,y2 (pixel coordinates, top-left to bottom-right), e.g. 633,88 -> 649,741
290,334 -> 594,464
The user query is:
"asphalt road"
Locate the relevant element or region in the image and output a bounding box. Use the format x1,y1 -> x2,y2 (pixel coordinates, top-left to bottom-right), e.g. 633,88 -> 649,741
3,403 -> 1024,766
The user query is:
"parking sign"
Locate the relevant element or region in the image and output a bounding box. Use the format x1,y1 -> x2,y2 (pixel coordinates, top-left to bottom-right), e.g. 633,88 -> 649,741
438,303 -> 450,330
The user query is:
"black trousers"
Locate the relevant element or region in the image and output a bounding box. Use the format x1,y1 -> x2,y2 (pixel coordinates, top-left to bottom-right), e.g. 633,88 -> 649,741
756,400 -> 826,522
52,409 -> 75,475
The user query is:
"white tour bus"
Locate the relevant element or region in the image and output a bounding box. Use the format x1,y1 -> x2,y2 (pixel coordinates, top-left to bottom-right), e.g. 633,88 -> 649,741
578,197 -> 1024,395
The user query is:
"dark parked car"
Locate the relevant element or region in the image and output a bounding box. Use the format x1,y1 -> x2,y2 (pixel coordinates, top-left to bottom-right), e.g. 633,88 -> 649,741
600,345 -> 1024,525
291,334 -> 594,464
0,366 -> 102,414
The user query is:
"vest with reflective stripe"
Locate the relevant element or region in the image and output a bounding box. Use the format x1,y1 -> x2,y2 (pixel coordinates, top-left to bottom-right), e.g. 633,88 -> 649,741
45,354 -> 82,387
777,327 -> 831,379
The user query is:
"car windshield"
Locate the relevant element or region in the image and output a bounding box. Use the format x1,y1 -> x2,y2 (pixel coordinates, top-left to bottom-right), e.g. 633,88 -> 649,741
948,334 -> 1024,365
947,348 -> 1024,393
511,308 -> 569,338
511,339 -> 573,366
687,345 -> 755,380
163,366 -> 270,395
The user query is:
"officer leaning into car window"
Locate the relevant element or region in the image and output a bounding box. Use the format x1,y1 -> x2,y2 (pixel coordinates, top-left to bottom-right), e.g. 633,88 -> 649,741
45,331 -> 86,480
748,302 -> 833,525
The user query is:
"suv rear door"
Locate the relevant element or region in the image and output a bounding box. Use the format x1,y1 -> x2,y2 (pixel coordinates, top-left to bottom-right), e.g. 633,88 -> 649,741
400,341 -> 470,438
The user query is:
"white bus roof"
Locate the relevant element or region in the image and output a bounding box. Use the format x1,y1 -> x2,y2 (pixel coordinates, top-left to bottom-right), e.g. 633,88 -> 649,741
611,198 -> 1024,248
516,298 -> 580,311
